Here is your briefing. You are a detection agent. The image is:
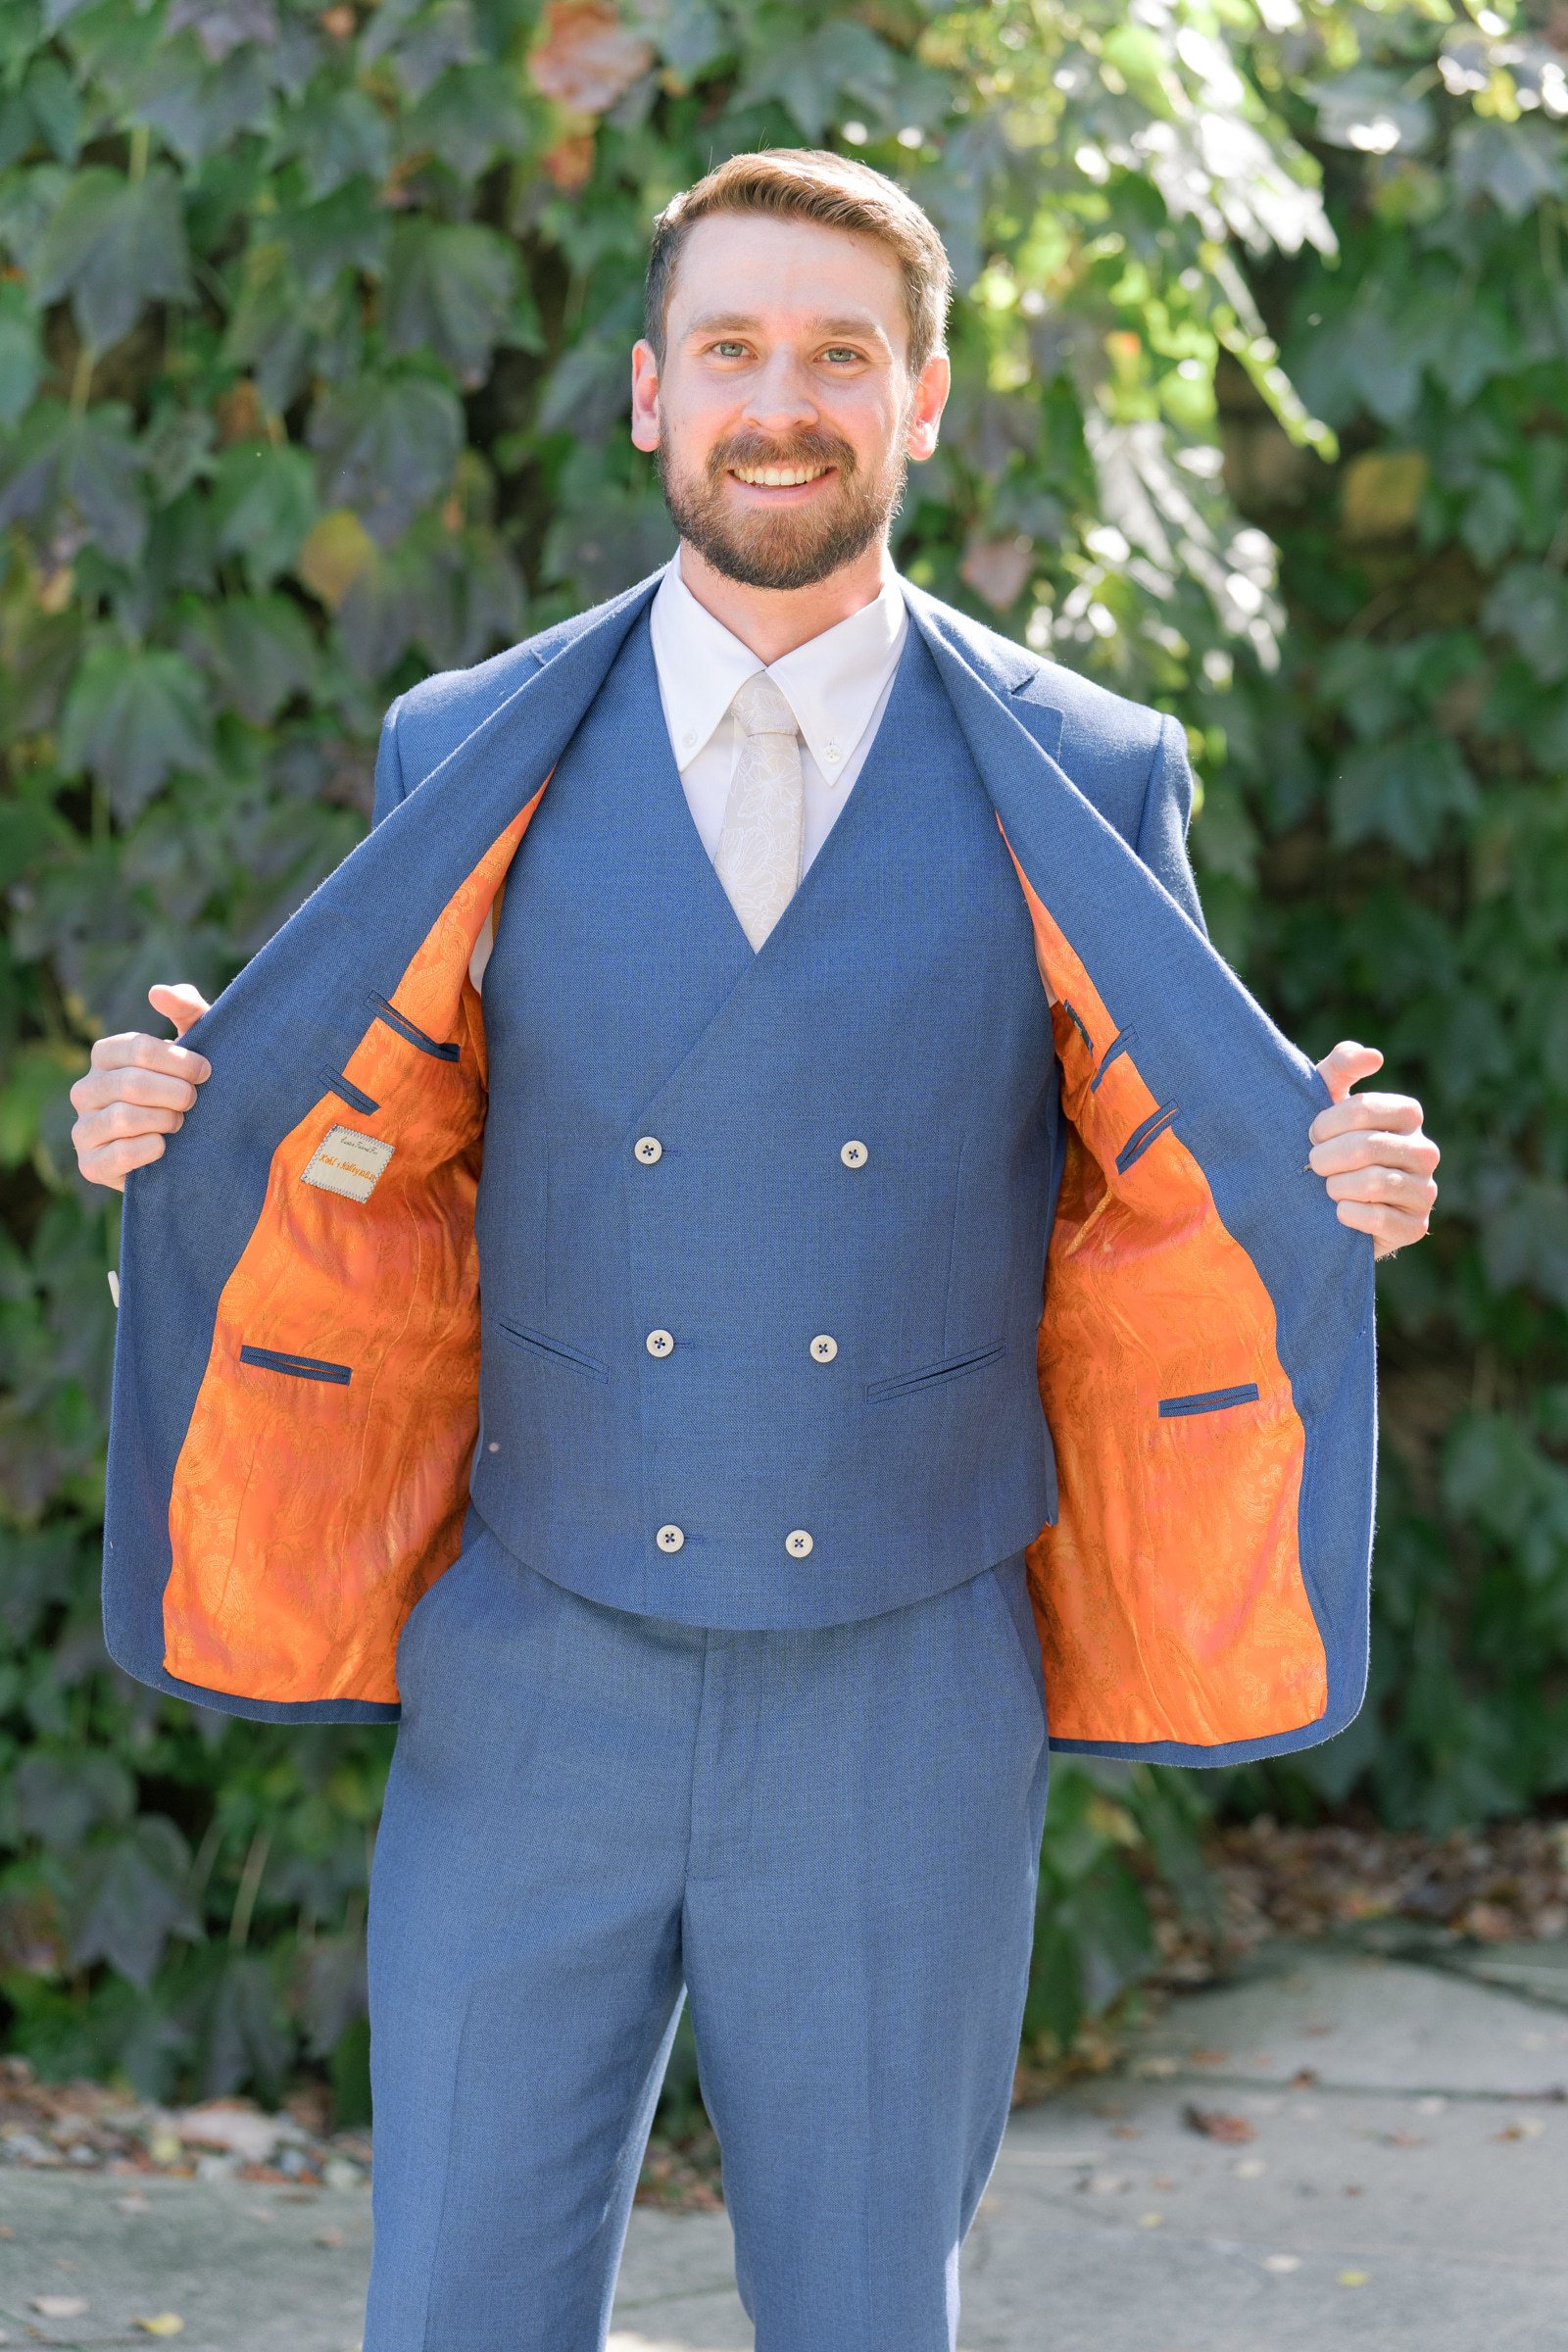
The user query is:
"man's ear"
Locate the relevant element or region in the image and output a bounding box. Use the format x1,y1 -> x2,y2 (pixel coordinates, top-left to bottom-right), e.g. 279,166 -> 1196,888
906,349 -> 951,464
630,337 -> 662,454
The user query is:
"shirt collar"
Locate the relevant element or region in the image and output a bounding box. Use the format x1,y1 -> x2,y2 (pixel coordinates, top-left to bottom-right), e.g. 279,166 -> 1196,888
649,551 -> 908,783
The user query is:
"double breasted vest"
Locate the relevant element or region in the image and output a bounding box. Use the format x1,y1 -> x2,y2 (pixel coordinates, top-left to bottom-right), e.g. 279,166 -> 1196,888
100,574 -> 1378,1767
470,618 -> 1057,1626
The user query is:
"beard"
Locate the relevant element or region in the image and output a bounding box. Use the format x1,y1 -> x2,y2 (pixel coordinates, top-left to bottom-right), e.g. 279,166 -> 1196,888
657,425 -> 907,591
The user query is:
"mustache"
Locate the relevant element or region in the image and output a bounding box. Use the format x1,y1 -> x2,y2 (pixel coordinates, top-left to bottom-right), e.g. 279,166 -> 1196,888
708,429 -> 858,480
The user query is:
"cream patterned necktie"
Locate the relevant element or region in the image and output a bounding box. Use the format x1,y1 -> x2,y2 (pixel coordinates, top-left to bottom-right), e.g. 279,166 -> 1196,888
712,672 -> 805,951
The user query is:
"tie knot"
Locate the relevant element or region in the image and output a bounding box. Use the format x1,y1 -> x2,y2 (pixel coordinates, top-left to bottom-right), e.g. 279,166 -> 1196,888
731,672 -> 797,740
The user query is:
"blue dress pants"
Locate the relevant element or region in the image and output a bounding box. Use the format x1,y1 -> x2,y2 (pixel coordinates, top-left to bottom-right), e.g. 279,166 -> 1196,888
363,1515 -> 1052,2351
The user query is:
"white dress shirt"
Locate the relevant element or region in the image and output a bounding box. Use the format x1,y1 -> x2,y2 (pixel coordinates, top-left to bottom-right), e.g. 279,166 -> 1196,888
648,551 -> 908,879
470,555 -> 908,989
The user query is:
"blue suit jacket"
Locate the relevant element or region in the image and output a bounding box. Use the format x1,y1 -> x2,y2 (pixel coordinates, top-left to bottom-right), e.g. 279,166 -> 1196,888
102,574 -> 1377,1764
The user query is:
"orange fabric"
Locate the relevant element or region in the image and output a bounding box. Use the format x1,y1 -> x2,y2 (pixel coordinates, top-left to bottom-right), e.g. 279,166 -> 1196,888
162,787 -> 546,1703
160,781 -> 1328,1737
1000,827 -> 1327,1745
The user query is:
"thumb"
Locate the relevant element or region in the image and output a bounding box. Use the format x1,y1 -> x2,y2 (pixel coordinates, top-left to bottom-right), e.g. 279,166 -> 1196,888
148,982 -> 212,1038
1315,1037 -> 1383,1104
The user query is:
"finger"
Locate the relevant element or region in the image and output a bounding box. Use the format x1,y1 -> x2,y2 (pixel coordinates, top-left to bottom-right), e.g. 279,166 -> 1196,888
1323,1166 -> 1439,1215
76,1131 -> 169,1193
1314,1040 -> 1384,1102
1308,1091 -> 1426,1144
1309,1129 -> 1441,1179
148,982 -> 212,1036
88,1030 -> 211,1084
1332,1198 -> 1431,1253
73,1103 -> 185,1158
69,1064 -> 201,1117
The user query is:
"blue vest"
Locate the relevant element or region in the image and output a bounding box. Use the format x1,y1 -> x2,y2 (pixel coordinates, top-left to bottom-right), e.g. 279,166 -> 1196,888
469,616 -> 1059,1627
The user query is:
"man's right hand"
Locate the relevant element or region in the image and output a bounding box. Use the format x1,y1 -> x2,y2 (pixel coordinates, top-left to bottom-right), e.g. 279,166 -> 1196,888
70,983 -> 213,1194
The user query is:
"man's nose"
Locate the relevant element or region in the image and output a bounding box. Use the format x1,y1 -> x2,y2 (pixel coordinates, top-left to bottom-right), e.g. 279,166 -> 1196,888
740,355 -> 818,435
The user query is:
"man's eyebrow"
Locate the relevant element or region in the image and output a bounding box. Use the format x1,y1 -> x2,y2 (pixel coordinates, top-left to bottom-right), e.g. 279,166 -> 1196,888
682,311 -> 892,347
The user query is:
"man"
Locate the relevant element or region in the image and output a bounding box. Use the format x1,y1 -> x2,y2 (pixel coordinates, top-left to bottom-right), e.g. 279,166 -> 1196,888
71,151 -> 1436,2351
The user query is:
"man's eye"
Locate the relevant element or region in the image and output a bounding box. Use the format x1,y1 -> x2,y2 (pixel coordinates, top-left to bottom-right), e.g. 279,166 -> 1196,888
823,348 -> 862,365
710,341 -> 749,359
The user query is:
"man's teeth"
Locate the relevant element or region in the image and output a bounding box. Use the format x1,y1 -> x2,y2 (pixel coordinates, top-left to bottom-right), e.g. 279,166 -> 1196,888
731,465 -> 829,486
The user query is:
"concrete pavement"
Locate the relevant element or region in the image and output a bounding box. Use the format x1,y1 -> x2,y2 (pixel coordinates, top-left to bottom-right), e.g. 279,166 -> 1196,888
0,1938 -> 1563,2349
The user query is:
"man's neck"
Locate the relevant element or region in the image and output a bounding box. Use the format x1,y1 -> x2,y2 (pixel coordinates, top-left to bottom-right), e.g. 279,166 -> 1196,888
674,539 -> 894,665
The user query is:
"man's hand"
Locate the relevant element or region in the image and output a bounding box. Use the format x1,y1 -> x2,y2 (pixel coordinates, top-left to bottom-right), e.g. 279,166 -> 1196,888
69,983 -> 213,1194
1309,1041 -> 1438,1260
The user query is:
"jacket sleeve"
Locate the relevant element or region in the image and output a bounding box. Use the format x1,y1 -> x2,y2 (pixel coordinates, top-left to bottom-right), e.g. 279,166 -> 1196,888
370,695 -> 408,830
1135,712 -> 1207,938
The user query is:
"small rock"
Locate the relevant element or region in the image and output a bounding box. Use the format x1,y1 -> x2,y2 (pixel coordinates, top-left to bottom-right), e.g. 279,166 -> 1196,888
320,2157 -> 363,2191
1263,2253 -> 1301,2274
32,2296 -> 90,2319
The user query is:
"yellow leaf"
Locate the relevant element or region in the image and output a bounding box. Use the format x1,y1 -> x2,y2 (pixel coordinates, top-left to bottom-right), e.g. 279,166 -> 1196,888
1337,2269 -> 1371,2287
298,510 -> 377,610
133,2315 -> 185,2335
1340,451 -> 1427,541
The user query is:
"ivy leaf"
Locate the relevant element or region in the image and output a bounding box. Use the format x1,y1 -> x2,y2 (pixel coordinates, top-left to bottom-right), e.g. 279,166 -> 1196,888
14,1750 -> 135,1851
281,84 -> 392,201
1482,564 -> 1568,685
221,240 -> 312,413
181,593 -> 318,724
165,0 -> 278,67
0,399 -> 147,565
400,62 -> 528,179
1452,120 -> 1566,219
70,1816 -> 199,1986
60,641 -> 215,817
1329,729 -> 1480,858
198,1949 -> 290,2099
738,23 -> 902,143
123,40 -> 276,167
211,440 -> 318,586
384,220 -> 521,386
30,166 -> 193,353
0,282 -> 45,425
309,373 -> 464,545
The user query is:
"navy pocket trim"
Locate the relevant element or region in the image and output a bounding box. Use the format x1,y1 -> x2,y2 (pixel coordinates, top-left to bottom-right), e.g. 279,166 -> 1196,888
322,1067 -> 380,1115
866,1341 -> 1005,1403
1158,1382 -> 1260,1418
240,1345 -> 352,1386
368,993 -> 461,1062
493,1318 -> 609,1383
1116,1101 -> 1179,1173
1090,1027 -> 1137,1095
1060,999 -> 1094,1054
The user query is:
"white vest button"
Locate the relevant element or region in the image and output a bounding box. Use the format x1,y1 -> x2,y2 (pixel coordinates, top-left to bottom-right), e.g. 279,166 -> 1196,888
656,1523 -> 685,1552
646,1328 -> 674,1356
840,1139 -> 868,1168
809,1334 -> 838,1362
634,1136 -> 662,1164
785,1529 -> 813,1557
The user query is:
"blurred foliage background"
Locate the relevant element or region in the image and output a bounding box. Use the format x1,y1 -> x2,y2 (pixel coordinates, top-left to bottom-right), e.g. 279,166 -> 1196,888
1,0 -> 1566,2125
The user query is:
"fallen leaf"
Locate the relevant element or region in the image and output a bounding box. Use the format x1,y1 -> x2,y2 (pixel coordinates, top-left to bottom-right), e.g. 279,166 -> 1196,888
1338,2269 -> 1371,2286
133,2318 -> 185,2337
1232,2156 -> 1267,2178
1263,2252 -> 1301,2274
32,2297 -> 89,2318
1494,2117 -> 1545,2141
1138,2210 -> 1165,2228
1182,2103 -> 1255,2143
315,2226 -> 346,2248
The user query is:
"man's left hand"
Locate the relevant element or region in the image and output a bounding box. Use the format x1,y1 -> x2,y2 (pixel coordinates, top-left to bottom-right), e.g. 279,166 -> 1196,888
1309,1041 -> 1439,1260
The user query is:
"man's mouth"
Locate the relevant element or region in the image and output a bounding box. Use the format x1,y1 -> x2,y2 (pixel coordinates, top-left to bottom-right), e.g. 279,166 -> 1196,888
728,463 -> 834,487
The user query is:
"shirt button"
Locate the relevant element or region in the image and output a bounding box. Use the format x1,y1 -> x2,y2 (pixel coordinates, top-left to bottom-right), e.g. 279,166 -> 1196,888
824,743 -> 842,762
634,1136 -> 662,1164
657,1523 -> 685,1552
786,1529 -> 813,1557
840,1139 -> 868,1168
809,1334 -> 838,1362
646,1328 -> 674,1356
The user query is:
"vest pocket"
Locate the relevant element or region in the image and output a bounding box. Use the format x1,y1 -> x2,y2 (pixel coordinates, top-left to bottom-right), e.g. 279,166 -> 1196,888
491,1317 -> 609,1383
864,1340 -> 1004,1403
367,992 -> 462,1061
239,1345 -> 352,1386
1158,1382 -> 1261,1418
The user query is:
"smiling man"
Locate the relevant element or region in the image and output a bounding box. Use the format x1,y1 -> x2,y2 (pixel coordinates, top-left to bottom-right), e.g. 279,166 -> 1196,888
73,152 -> 1436,2352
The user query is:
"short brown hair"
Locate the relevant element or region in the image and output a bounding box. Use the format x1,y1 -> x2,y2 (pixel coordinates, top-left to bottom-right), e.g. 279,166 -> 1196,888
645,149 -> 953,376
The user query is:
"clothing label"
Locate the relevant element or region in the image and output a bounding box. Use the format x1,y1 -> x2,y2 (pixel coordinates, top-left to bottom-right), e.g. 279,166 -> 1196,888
302,1125 -> 395,1203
